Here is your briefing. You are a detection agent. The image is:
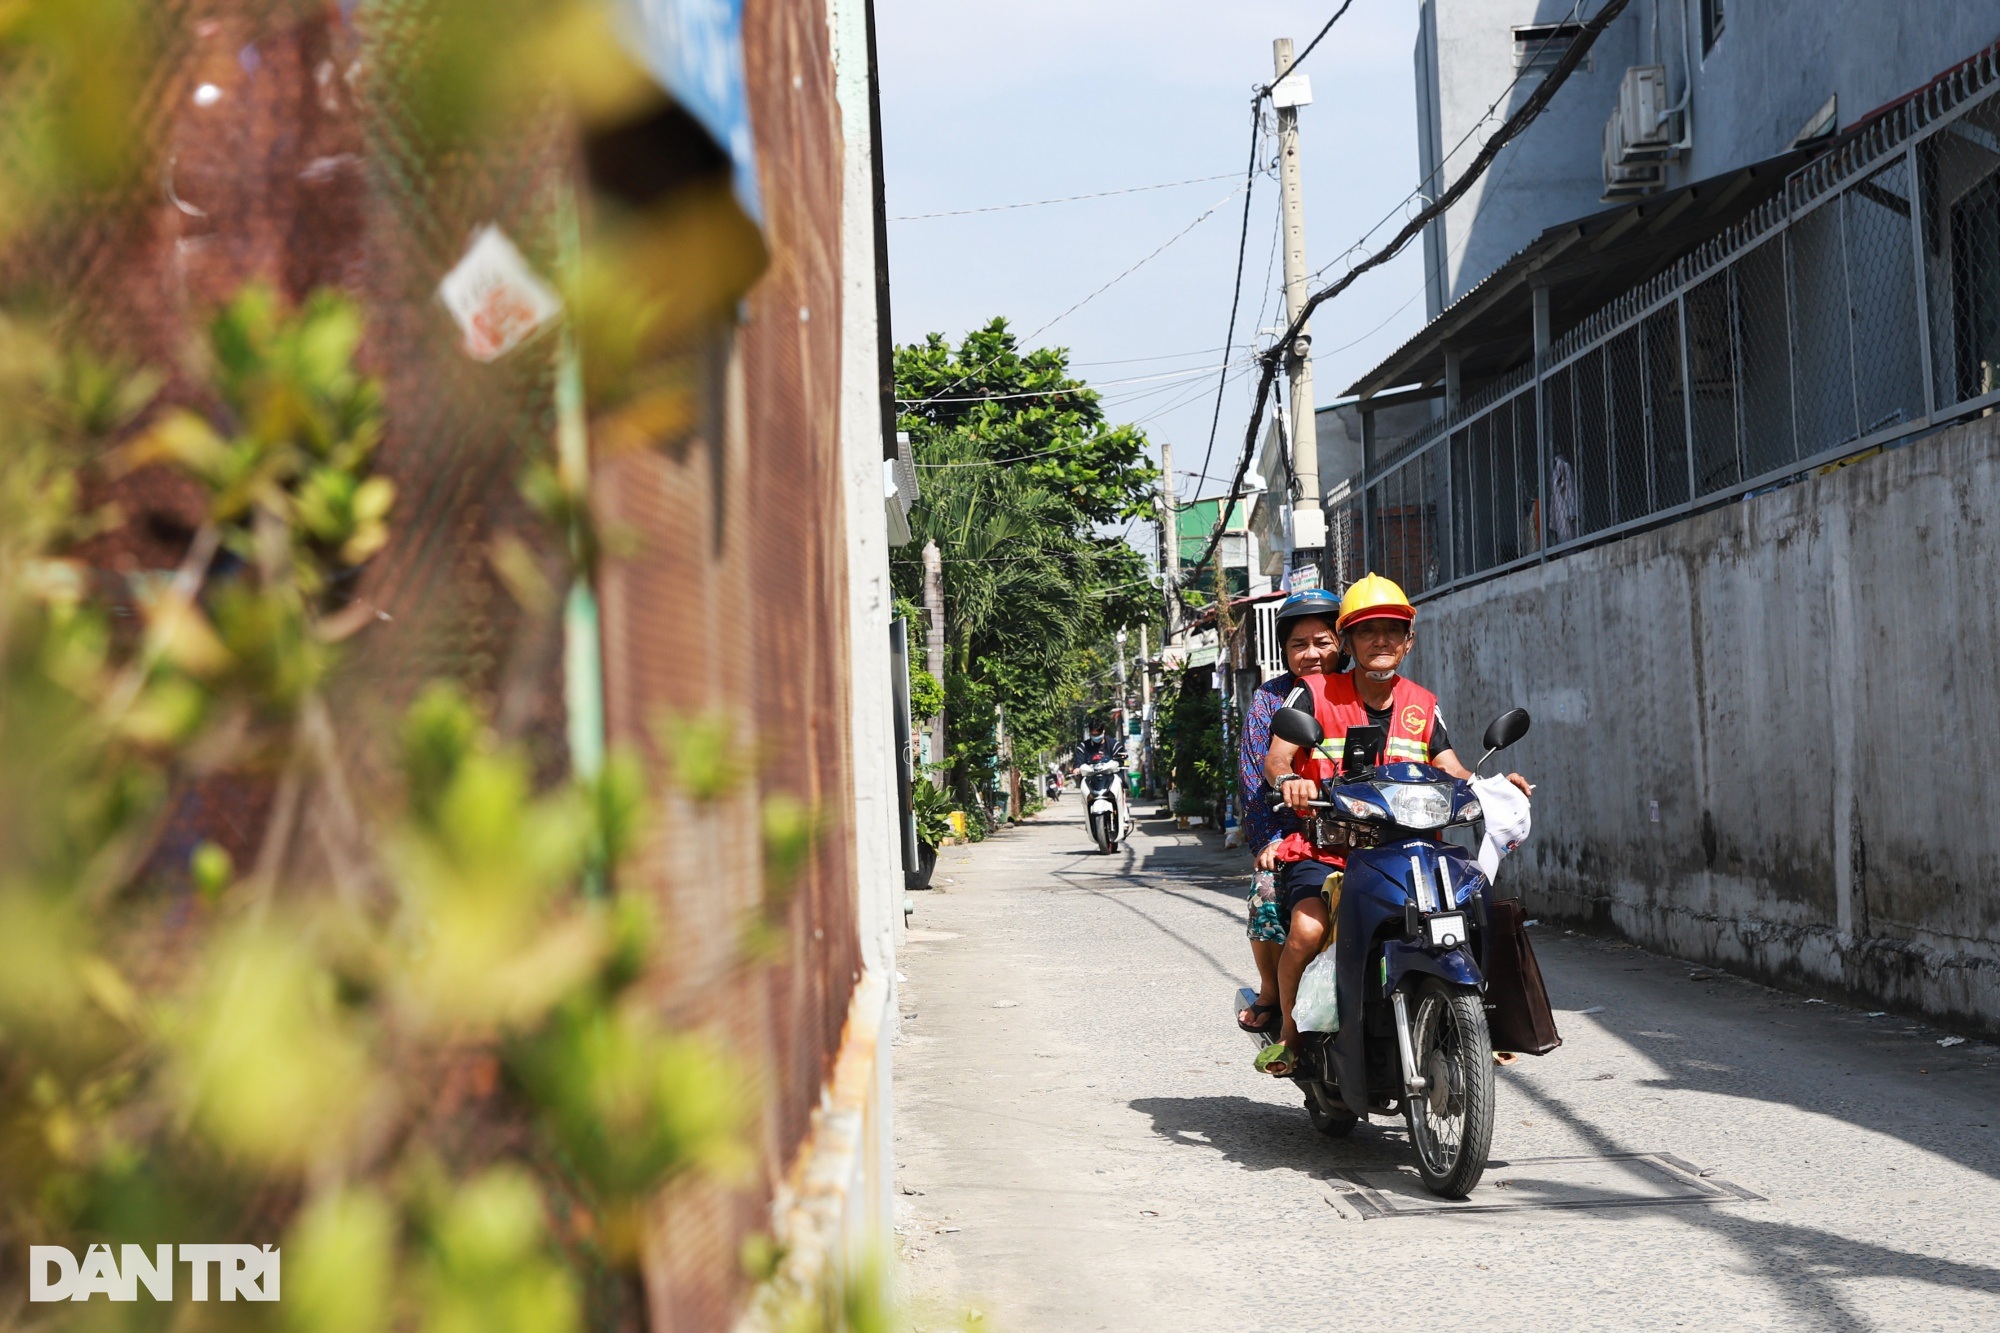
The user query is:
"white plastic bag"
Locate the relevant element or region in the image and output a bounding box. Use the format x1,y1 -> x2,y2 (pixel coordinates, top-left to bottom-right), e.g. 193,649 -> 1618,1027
1472,772 -> 1533,884
1293,949 -> 1339,1033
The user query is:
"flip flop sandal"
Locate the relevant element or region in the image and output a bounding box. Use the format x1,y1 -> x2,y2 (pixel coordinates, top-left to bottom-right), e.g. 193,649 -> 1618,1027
1254,1042 -> 1298,1077
1237,1001 -> 1280,1034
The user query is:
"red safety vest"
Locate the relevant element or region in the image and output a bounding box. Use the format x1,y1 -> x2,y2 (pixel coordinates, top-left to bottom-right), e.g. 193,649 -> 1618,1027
1276,671 -> 1441,865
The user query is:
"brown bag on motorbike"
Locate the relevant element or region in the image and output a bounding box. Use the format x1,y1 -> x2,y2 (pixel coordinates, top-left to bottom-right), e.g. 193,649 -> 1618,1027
1484,898 -> 1562,1055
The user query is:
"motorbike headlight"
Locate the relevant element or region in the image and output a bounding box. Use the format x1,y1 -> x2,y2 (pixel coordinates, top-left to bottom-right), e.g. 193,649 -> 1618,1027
1456,798 -> 1482,823
1378,782 -> 1452,829
1336,793 -> 1381,819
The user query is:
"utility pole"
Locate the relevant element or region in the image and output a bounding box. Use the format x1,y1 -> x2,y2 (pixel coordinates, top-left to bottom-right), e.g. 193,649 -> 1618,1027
1138,622 -> 1153,794
1273,38 -> 1326,570
1157,437 -> 1180,644
1114,629 -> 1129,735
922,538 -> 946,783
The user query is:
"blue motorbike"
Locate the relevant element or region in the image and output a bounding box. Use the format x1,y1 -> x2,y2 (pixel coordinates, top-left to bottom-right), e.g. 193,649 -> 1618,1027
1237,704 -> 1530,1198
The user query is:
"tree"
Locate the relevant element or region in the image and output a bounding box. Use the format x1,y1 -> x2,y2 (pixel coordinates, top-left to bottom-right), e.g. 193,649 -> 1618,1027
893,321 -> 1160,808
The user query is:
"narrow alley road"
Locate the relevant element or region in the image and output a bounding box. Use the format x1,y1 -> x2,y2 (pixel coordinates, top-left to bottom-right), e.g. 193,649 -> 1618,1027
894,802 -> 2000,1331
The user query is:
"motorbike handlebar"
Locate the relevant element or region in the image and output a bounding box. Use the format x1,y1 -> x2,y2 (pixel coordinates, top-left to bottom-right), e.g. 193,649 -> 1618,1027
1263,789 -> 1333,809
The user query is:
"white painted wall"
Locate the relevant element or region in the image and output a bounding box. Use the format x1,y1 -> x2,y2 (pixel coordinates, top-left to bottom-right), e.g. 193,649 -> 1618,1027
1408,413 -> 2000,1031
830,0 -> 898,1256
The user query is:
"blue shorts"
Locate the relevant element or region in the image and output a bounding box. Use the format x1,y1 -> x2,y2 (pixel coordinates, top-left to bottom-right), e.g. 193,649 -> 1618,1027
1279,859 -> 1338,919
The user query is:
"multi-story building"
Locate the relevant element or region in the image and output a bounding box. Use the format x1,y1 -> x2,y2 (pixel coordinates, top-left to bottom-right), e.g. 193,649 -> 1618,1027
1330,5 -> 2000,1033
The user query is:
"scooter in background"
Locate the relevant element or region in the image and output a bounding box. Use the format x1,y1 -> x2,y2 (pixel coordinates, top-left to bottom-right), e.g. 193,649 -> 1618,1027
1079,759 -> 1131,853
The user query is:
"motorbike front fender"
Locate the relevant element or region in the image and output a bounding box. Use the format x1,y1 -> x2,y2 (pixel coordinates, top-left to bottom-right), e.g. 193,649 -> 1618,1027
1383,939 -> 1484,994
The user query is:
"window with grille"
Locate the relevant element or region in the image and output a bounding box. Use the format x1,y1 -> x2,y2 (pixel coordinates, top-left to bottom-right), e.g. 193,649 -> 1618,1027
1701,0 -> 1725,54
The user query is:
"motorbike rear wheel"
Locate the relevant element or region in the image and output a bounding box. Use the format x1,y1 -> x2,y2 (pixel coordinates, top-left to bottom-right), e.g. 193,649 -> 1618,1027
1403,977 -> 1496,1198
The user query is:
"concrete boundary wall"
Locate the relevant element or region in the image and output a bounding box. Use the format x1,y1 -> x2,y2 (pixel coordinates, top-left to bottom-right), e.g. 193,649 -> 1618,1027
1410,413 -> 2000,1032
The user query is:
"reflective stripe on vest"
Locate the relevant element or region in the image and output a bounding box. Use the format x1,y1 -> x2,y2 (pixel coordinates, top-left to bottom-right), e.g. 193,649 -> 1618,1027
1298,671 -> 1440,770
1276,670 -> 1441,865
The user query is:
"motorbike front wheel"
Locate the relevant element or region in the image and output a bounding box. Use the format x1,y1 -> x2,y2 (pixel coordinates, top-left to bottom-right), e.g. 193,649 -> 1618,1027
1403,977 -> 1496,1198
1090,814 -> 1113,854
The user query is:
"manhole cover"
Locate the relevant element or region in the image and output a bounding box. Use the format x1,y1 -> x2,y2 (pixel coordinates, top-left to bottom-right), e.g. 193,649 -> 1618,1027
1332,1152 -> 1762,1219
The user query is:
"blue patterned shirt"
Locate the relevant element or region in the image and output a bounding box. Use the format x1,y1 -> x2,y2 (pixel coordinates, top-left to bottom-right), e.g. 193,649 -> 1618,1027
1239,672 -> 1305,853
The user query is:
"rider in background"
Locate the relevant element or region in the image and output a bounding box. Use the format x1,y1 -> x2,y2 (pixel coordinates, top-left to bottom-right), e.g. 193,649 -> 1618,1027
1074,715 -> 1125,768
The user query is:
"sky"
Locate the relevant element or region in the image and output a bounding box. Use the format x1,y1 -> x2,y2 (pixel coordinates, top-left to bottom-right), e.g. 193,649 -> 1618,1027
875,0 -> 1433,510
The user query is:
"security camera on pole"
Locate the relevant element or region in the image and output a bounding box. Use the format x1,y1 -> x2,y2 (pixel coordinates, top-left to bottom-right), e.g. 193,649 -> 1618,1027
1272,38 -> 1326,581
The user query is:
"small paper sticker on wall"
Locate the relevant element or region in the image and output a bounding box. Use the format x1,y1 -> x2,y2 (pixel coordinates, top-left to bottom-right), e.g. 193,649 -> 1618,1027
437,225 -> 562,362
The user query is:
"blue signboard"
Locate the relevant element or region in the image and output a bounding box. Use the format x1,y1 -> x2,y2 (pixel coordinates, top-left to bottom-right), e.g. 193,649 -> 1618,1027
631,0 -> 762,218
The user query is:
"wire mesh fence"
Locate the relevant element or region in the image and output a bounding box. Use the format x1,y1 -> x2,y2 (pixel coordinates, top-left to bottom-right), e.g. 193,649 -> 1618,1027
0,3 -> 859,1327
1360,43 -> 2000,596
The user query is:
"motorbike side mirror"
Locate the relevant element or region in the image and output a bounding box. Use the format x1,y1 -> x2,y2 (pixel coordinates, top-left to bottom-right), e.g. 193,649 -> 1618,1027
1271,706 -> 1324,750
1482,707 -> 1531,753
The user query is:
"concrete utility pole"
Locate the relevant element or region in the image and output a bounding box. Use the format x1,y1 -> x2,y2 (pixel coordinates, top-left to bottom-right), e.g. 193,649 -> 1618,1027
1115,629 -> 1129,738
1138,622 -> 1153,793
1158,438 -> 1180,644
1273,38 -> 1326,566
922,539 -> 946,779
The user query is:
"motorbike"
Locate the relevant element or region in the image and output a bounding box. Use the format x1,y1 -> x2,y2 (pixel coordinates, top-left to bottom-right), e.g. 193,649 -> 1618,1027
1044,772 -> 1063,801
1237,703 -> 1531,1198
1078,758 -> 1131,854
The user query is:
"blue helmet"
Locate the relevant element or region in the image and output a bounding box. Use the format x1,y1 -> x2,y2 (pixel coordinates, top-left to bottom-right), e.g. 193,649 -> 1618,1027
1273,588 -> 1341,646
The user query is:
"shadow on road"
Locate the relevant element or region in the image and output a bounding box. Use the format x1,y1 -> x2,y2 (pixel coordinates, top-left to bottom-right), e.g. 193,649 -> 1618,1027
1127,1093 -> 1412,1178
1511,1074 -> 2000,1328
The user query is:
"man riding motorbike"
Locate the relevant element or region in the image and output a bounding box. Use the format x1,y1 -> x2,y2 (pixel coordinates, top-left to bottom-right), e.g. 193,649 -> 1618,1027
1075,715 -> 1130,851
1075,716 -> 1125,768
1255,574 -> 1531,1076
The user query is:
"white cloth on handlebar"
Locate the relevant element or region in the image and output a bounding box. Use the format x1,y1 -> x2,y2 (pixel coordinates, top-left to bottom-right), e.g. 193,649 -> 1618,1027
1472,773 -> 1532,884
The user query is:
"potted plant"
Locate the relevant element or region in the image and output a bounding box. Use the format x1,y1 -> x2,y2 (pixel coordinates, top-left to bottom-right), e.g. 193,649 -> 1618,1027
908,780 -> 954,889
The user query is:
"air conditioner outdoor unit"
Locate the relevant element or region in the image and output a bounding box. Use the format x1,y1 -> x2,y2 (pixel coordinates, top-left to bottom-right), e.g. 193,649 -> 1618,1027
1616,65 -> 1678,160
1603,110 -> 1665,199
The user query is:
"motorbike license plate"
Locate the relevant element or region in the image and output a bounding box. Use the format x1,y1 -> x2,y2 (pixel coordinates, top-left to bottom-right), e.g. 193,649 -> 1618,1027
1425,912 -> 1468,949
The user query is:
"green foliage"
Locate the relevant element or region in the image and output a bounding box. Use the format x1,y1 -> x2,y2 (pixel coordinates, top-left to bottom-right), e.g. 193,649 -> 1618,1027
896,320 -> 1158,525
760,793 -> 820,909
132,286 -> 393,599
909,779 -> 955,851
893,321 -> 1161,807
907,667 -> 945,722
1159,674 -> 1227,809
0,287 -> 745,1331
656,708 -> 740,801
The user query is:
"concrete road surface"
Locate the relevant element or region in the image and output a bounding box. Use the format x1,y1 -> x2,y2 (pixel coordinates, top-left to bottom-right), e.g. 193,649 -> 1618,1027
893,802 -> 2000,1332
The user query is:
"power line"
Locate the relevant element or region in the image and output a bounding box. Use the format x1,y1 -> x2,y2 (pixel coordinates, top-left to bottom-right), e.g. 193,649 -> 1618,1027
1256,0 -> 1359,99
1186,0 -> 1633,587
1071,345 -> 1241,367
903,181 -> 1250,414
889,172 -> 1240,220
1187,107 -> 1265,515
1307,0 -> 1588,288
1019,180 -> 1249,343
897,361 -> 1230,406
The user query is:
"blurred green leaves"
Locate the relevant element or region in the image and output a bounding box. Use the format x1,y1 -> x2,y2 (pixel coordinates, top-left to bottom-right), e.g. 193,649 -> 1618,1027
285,1187 -> 397,1333
0,4 -> 799,1325
0,0 -> 161,244
171,923 -> 375,1169
418,1170 -> 581,1333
